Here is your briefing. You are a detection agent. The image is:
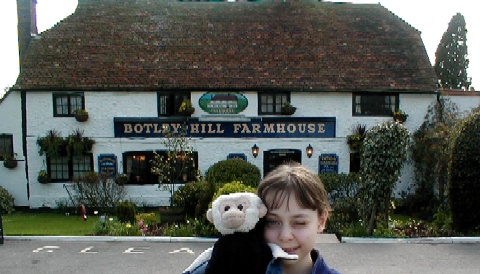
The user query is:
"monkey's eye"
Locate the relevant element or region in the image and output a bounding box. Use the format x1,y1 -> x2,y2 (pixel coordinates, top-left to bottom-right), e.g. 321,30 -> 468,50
224,206 -> 230,211
237,204 -> 243,211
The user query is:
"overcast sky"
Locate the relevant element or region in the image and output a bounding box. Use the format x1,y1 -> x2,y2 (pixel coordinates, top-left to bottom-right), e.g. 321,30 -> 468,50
1,0 -> 478,98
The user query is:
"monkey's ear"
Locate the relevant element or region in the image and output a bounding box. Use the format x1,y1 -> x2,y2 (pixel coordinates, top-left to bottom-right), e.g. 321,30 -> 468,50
206,209 -> 214,223
258,204 -> 267,218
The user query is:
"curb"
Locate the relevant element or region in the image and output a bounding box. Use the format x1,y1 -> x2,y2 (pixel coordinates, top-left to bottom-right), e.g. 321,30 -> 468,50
4,236 -> 218,243
341,236 -> 480,244
5,235 -> 480,244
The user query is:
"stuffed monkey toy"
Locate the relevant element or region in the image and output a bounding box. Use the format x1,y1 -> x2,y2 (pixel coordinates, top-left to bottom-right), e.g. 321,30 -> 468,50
202,192 -> 297,274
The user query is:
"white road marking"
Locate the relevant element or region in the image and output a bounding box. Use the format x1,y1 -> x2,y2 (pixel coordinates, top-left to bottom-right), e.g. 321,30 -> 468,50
33,246 -> 60,253
79,246 -> 97,253
124,247 -> 150,254
169,248 -> 194,254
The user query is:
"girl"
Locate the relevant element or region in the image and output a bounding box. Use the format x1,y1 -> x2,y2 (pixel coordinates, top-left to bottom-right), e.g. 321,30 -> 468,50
258,163 -> 339,274
183,163 -> 339,274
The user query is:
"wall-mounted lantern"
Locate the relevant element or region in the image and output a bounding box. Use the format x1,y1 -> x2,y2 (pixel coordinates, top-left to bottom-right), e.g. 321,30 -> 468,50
251,144 -> 259,158
306,144 -> 313,158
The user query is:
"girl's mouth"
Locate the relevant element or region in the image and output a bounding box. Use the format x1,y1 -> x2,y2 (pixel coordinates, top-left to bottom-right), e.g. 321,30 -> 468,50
283,247 -> 299,254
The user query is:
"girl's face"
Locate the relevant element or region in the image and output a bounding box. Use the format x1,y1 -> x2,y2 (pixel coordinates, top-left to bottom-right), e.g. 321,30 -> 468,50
264,193 -> 327,273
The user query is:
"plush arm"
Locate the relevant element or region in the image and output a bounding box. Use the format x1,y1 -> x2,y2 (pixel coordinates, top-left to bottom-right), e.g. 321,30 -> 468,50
267,243 -> 299,260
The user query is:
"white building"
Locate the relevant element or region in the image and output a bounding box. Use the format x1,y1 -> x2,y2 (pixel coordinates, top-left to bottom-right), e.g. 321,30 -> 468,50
1,0 -> 478,209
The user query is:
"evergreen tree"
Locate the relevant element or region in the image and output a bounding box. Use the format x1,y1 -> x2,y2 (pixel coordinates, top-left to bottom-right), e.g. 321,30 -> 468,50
434,13 -> 470,90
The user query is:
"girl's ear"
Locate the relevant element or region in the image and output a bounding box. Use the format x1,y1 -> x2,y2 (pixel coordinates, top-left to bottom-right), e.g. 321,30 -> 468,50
317,211 -> 328,233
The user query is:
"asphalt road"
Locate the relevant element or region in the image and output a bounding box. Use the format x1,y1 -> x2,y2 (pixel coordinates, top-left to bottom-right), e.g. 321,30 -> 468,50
1,239 -> 480,274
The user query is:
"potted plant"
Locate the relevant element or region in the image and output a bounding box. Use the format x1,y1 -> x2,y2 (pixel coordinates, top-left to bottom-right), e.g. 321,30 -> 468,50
115,173 -> 129,185
178,99 -> 195,116
281,101 -> 296,115
346,123 -> 367,152
3,153 -> 18,169
393,110 -> 408,123
37,169 -> 51,184
66,129 -> 95,156
75,109 -> 89,122
37,129 -> 66,157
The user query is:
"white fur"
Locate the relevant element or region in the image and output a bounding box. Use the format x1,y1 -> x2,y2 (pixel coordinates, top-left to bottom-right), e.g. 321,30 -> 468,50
209,192 -> 266,235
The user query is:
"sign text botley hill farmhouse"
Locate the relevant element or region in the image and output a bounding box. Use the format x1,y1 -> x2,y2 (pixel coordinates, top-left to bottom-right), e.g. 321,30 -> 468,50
114,117 -> 336,138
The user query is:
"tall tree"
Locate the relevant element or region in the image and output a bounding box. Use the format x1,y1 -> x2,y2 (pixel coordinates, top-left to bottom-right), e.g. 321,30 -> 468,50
434,13 -> 470,90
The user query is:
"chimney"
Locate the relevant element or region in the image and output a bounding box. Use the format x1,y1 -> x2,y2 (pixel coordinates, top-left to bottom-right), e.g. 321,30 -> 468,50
17,0 -> 38,71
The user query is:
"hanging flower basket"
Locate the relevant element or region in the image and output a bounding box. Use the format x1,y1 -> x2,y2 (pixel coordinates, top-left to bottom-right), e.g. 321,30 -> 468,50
3,159 -> 18,169
393,112 -> 408,124
178,99 -> 195,116
75,109 -> 89,122
3,153 -> 18,169
179,107 -> 195,116
38,170 -> 51,184
347,134 -> 363,152
281,101 -> 296,115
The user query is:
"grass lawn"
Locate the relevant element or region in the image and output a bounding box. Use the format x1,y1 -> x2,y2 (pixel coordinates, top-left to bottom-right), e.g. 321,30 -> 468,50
2,212 -> 98,236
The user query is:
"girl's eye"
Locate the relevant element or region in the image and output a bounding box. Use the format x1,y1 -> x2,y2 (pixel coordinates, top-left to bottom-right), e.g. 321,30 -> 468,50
266,220 -> 280,226
293,221 -> 307,227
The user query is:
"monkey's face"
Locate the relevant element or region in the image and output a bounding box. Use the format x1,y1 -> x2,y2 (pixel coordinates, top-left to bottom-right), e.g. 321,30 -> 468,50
219,197 -> 251,229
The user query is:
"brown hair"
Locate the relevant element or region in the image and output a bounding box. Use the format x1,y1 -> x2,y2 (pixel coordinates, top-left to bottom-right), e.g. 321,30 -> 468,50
257,163 -> 330,216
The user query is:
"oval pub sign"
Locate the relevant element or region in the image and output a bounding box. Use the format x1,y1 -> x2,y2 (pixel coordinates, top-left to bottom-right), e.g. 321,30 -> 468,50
199,92 -> 248,114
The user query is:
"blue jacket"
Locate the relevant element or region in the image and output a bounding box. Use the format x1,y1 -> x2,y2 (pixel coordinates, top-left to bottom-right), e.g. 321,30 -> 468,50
183,249 -> 340,274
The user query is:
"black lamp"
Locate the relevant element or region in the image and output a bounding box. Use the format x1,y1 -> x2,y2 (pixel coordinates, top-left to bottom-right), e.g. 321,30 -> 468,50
306,144 -> 313,158
251,144 -> 259,158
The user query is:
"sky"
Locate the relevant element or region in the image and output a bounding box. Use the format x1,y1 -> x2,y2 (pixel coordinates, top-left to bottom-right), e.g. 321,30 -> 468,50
0,0 -> 478,98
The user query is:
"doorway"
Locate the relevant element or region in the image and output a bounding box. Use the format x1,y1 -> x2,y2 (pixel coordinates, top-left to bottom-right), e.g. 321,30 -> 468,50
263,149 -> 302,176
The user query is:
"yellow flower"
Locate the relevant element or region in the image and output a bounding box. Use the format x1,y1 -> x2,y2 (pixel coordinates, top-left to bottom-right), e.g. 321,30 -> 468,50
126,223 -> 132,228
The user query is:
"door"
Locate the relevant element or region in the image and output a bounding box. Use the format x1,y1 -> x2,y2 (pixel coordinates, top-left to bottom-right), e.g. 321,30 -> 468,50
263,149 -> 301,176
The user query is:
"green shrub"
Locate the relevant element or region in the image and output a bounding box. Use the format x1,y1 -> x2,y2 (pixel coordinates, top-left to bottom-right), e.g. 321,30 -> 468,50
448,110 -> 480,233
211,181 -> 257,204
161,218 -> 218,237
135,212 -> 158,227
172,180 -> 216,218
360,121 -> 410,235
320,173 -> 361,234
0,186 -> 15,214
205,158 -> 261,188
94,217 -> 141,236
115,200 -> 137,224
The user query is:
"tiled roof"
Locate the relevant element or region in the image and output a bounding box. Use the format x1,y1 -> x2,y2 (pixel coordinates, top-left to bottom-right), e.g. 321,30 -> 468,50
14,0 -> 437,92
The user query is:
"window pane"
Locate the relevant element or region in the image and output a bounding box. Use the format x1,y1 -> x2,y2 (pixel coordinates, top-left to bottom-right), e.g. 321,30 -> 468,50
275,94 -> 287,113
50,156 -> 70,180
56,96 -> 69,115
353,94 -> 397,116
70,95 -> 83,114
158,95 -> 169,115
125,154 -> 148,184
0,135 -> 13,160
72,155 -> 92,178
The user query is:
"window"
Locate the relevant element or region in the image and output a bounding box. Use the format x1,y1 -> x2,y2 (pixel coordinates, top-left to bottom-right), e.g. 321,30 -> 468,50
258,93 -> 290,115
0,134 -> 14,160
352,93 -> 398,116
48,154 -> 93,181
158,92 -> 191,116
123,151 -> 198,185
53,93 -> 85,116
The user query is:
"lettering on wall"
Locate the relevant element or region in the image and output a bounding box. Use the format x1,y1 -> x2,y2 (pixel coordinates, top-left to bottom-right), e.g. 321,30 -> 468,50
114,117 -> 336,138
198,92 -> 248,114
98,154 -> 117,177
319,153 -> 339,174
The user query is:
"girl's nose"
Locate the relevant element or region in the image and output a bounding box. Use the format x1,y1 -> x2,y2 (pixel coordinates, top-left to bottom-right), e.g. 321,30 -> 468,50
279,225 -> 294,241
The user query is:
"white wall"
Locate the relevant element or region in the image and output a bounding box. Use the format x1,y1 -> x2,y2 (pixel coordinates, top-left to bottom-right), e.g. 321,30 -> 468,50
0,91 -> 29,206
1,89 -> 453,208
